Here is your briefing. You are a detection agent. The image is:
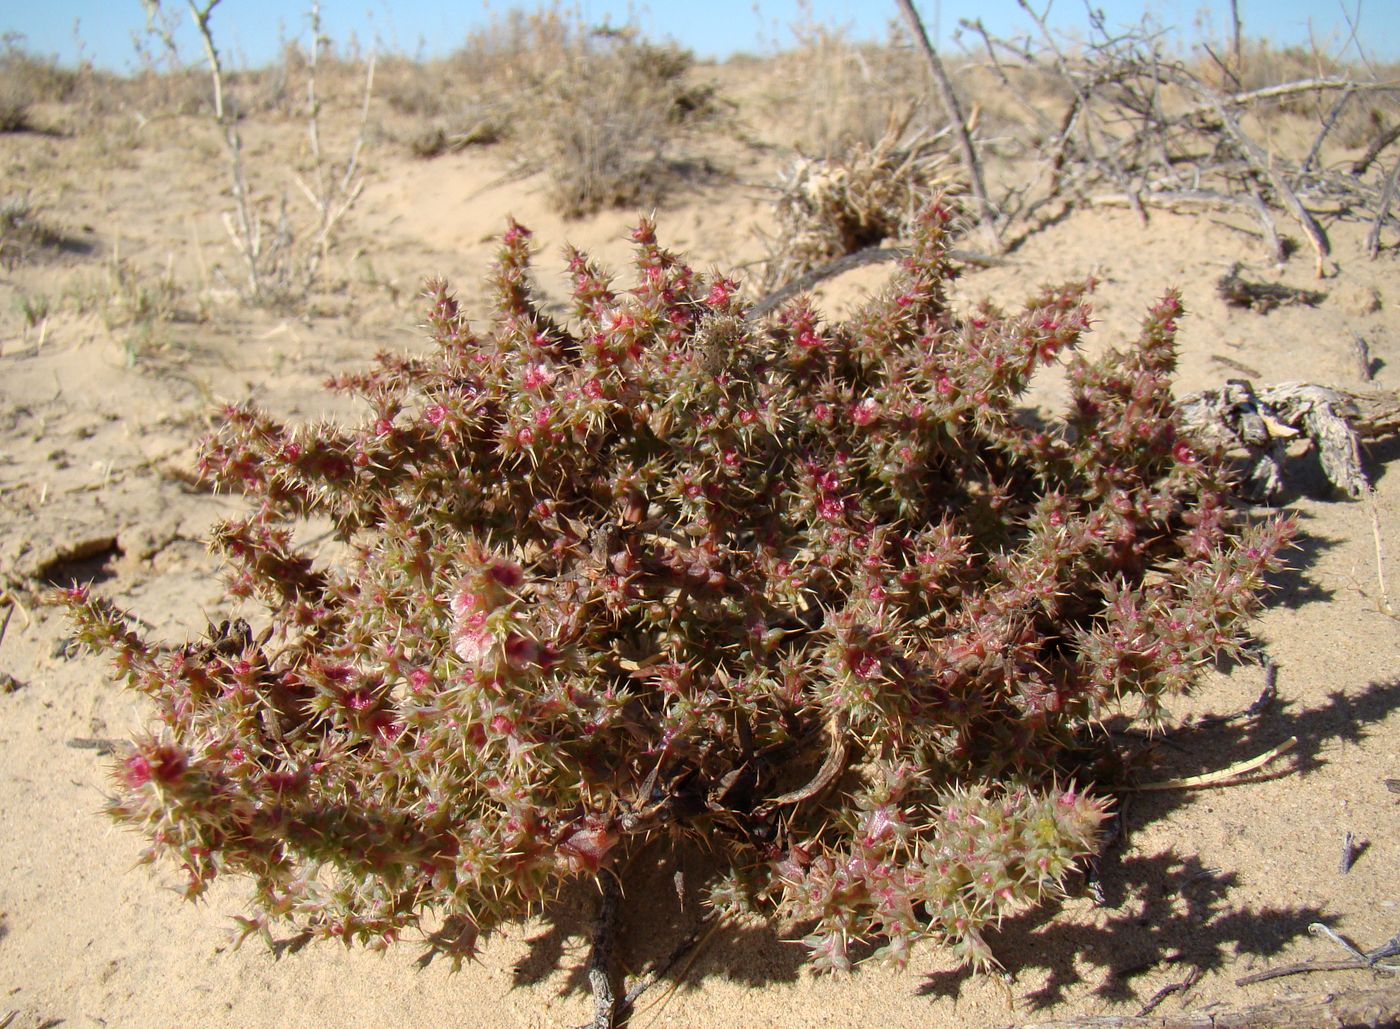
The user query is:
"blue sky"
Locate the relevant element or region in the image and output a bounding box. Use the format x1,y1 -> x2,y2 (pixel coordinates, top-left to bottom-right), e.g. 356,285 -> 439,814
5,1 -> 1395,70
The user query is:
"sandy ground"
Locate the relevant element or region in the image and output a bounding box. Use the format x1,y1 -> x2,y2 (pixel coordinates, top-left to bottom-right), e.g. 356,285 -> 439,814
1,67 -> 1398,1028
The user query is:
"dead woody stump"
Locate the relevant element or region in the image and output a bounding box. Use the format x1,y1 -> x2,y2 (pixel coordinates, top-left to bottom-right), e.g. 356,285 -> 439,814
1179,381 -> 1400,499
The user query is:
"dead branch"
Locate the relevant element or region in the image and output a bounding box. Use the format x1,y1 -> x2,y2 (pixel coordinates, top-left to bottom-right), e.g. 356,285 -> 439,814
1236,925 -> 1400,985
747,240 -> 1006,322
1171,71 -> 1331,274
895,0 -> 1000,250
582,870 -> 621,1029
1299,85 -> 1354,175
1366,157 -> 1399,259
1011,983 -> 1400,1028
958,15 -> 1400,265
181,0 -> 267,298
1353,122 -> 1400,176
295,0 -> 376,293
1179,381 -> 1400,498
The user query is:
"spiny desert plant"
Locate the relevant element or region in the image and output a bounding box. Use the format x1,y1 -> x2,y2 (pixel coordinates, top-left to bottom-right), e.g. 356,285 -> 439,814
60,204 -> 1291,1004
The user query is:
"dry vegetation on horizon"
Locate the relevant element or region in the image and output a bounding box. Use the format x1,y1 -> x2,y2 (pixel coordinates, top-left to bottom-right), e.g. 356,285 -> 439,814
2,5 -> 1398,347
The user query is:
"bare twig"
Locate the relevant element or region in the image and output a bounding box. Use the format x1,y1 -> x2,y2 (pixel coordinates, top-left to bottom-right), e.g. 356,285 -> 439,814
1228,0 -> 1243,71
963,10 -> 1399,263
1129,737 -> 1296,792
1366,157 -> 1399,259
748,242 -> 1005,322
1353,122 -> 1400,175
152,0 -> 373,302
1236,926 -> 1400,984
1018,983 -> 1400,1027
1178,74 -> 1332,274
1363,487 -> 1396,617
621,922 -> 708,1009
295,1 -> 376,293
1339,831 -> 1361,874
895,0 -> 999,250
1135,966 -> 1200,1017
181,0 -> 267,298
1299,85 -> 1354,175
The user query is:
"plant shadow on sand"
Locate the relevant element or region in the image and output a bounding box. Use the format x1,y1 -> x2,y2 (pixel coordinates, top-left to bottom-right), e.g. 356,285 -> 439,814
488,518 -> 1400,1016
919,672 -> 1400,1010
500,651 -> 1400,1017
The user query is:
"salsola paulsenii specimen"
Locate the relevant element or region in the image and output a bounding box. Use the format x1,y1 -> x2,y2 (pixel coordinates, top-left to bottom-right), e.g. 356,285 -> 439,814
61,204 -> 1291,978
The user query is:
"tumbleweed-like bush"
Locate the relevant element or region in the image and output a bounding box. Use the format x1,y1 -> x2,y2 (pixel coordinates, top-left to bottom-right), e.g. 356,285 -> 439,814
61,204 -> 1290,987
760,120 -> 965,291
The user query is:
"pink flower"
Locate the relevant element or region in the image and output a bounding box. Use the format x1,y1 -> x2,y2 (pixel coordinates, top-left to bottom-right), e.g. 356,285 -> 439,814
558,819 -> 618,874
123,746 -> 186,788
453,626 -> 495,665
489,714 -> 515,736
523,363 -> 555,390
487,560 -> 524,589
850,397 -> 879,426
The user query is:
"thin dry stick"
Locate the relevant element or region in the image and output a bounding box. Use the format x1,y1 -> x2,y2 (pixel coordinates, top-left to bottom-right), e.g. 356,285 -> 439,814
1207,76 -> 1391,111
637,918 -> 728,1028
182,0 -> 265,298
1298,84 -> 1354,175
1129,737 -> 1296,792
1228,0 -> 1243,70
1022,1 -> 1155,222
1366,156 -> 1399,259
1363,487 -> 1396,617
295,1 -> 376,292
1018,983 -> 1400,1028
1353,122 -> 1400,175
584,870 -> 621,1029
962,18 -> 1056,138
1237,926 -> 1400,985
894,0 -> 1000,251
1183,76 -> 1332,275
1136,966 -> 1200,1017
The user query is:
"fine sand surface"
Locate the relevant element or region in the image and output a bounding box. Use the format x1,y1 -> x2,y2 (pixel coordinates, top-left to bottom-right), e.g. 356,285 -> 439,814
1,62 -> 1398,1028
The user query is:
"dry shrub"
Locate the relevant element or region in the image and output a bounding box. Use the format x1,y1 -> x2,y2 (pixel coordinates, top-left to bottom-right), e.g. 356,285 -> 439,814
522,31 -> 717,217
0,194 -> 63,267
0,87 -> 27,132
453,11 -> 718,217
759,117 -> 966,290
757,27 -> 931,154
395,11 -> 717,217
0,43 -> 76,131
